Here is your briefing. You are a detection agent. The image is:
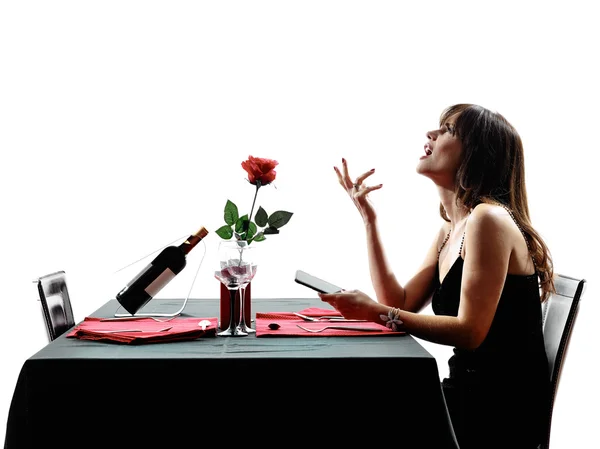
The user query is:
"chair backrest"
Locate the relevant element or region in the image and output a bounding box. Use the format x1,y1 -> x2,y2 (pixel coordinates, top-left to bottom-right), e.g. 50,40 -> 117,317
34,270 -> 75,341
540,273 -> 586,449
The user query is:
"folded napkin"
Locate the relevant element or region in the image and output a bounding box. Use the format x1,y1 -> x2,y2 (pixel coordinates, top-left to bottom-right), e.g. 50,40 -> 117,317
291,306 -> 342,317
256,307 -> 404,337
67,317 -> 218,344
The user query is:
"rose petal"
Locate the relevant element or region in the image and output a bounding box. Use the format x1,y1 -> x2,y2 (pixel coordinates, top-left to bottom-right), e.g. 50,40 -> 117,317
241,156 -> 279,185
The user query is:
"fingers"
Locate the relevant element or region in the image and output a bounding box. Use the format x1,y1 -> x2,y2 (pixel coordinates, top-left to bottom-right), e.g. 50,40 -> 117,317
319,290 -> 345,298
340,158 -> 352,190
319,290 -> 348,300
319,292 -> 335,302
318,293 -> 334,309
334,158 -> 356,191
319,292 -> 342,310
333,159 -> 351,190
355,168 -> 376,186
333,165 -> 344,187
333,167 -> 352,190
354,183 -> 383,197
335,158 -> 379,191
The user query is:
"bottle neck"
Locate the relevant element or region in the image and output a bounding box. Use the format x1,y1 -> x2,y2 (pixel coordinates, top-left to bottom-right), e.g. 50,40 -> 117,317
179,226 -> 208,255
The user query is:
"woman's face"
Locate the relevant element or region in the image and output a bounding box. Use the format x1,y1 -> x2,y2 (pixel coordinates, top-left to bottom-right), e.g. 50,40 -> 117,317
416,112 -> 463,188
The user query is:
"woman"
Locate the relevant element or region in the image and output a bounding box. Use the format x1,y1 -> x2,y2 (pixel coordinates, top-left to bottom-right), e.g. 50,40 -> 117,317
320,104 -> 553,449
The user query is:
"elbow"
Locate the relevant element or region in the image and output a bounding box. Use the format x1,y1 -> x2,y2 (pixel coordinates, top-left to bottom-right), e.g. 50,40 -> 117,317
462,337 -> 484,351
458,327 -> 488,351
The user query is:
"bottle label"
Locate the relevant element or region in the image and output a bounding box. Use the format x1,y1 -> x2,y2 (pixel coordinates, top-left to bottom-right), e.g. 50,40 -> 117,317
145,268 -> 176,298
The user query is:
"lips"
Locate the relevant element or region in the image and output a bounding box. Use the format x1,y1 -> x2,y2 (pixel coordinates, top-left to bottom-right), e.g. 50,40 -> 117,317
419,144 -> 433,161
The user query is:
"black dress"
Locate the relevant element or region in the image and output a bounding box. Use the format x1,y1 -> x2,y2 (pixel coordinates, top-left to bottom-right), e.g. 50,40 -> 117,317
432,256 -> 551,449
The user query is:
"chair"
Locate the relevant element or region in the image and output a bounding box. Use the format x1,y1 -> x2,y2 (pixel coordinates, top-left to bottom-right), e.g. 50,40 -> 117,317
540,273 -> 587,449
33,270 -> 75,341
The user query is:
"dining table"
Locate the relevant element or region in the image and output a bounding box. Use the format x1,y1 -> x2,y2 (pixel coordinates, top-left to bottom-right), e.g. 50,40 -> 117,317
4,297 -> 459,449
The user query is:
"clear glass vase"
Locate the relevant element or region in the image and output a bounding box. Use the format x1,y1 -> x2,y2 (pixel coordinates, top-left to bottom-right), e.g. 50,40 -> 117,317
214,241 -> 256,336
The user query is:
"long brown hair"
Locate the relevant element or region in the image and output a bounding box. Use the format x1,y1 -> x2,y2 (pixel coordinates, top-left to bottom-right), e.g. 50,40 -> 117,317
438,104 -> 555,302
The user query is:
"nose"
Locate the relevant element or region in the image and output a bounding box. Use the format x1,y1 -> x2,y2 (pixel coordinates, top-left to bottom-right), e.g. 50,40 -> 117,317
426,129 -> 437,141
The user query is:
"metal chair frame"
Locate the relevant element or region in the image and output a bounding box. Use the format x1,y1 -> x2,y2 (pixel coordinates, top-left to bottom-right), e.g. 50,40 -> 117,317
540,273 -> 586,449
34,270 -> 75,341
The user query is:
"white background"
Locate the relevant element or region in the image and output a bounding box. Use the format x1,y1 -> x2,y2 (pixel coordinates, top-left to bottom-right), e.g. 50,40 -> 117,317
1,1 -> 598,447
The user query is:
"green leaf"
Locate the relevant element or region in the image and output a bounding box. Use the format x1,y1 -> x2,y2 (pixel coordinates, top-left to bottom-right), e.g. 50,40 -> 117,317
215,225 -> 233,240
235,214 -> 249,233
255,206 -> 268,227
224,200 -> 239,226
268,211 -> 293,229
245,221 -> 257,240
263,226 -> 280,235
253,232 -> 266,242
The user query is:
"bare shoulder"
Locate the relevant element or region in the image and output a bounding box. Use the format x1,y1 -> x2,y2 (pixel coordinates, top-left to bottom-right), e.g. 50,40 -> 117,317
466,203 -> 514,240
470,203 -> 510,224
467,203 -> 533,274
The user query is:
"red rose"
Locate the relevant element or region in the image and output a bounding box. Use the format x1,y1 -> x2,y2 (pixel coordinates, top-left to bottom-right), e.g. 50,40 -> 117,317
241,156 -> 278,186
216,155 -> 292,244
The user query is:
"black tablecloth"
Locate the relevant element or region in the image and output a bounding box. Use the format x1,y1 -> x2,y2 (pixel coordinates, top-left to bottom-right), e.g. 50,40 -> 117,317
4,298 -> 459,449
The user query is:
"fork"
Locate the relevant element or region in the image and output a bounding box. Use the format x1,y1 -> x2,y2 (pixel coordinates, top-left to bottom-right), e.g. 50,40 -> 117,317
296,324 -> 382,333
92,326 -> 173,333
100,316 -> 177,322
293,312 -> 367,322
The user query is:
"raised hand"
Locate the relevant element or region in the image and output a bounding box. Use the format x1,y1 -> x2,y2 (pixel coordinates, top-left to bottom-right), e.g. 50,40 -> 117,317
333,158 -> 382,223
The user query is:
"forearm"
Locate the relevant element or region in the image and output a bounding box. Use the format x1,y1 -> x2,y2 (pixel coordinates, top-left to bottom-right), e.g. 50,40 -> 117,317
364,220 -> 405,308
368,303 -> 474,349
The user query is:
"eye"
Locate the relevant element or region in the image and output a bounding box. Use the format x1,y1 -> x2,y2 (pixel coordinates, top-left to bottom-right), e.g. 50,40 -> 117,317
445,124 -> 456,135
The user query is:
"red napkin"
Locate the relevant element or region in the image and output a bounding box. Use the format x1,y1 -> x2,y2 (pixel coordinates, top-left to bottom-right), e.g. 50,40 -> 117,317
67,317 -> 218,344
255,307 -> 404,337
292,306 -> 342,317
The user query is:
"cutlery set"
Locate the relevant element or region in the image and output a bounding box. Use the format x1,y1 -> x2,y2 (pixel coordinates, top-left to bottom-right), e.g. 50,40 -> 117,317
91,326 -> 173,333
89,318 -> 214,333
97,313 -> 378,334
292,312 -> 367,323
263,312 -> 382,333
100,316 -> 177,322
296,324 -> 382,333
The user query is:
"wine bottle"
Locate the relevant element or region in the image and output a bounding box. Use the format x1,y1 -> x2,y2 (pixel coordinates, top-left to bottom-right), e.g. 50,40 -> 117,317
116,226 -> 209,315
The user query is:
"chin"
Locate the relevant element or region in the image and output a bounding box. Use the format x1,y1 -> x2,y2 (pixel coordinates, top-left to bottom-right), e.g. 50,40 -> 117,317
415,166 -> 439,186
415,163 -> 430,177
